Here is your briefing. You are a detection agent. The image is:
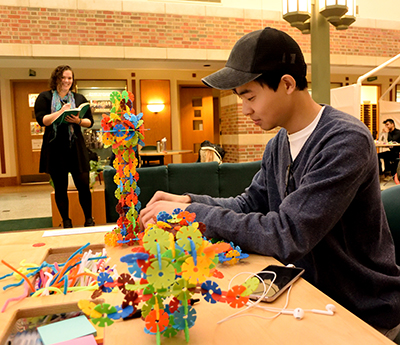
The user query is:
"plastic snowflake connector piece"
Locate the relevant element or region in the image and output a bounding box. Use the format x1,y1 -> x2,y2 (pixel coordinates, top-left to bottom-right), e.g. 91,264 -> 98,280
78,300 -> 102,319
172,208 -> 183,215
226,285 -> 249,308
144,309 -> 170,333
172,305 -> 197,330
108,305 -> 134,320
176,226 -> 203,252
201,280 -> 222,304
92,303 -> 118,327
157,211 -> 172,223
145,260 -> 176,290
97,272 -> 114,293
142,227 -> 172,256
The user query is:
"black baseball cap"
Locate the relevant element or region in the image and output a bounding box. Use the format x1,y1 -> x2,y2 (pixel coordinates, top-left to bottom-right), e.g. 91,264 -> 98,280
202,27 -> 307,90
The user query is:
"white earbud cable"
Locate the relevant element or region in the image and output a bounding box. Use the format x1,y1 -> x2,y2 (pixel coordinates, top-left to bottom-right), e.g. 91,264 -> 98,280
216,268 -> 335,324
218,270 -> 281,324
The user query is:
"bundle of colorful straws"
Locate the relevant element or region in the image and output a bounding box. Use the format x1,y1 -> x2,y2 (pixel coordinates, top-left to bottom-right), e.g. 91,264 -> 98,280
0,243 -> 112,313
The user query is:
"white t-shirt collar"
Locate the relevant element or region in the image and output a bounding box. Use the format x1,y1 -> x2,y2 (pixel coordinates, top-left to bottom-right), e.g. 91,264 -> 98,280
288,106 -> 325,161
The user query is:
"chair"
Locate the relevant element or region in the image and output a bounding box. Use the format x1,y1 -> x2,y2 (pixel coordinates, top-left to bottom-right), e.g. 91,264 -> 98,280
381,186 -> 400,344
196,140 -> 225,164
199,146 -> 222,164
381,185 -> 400,265
140,145 -> 164,167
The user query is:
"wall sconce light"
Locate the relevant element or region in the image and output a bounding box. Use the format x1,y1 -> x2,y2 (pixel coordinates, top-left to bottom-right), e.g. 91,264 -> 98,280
147,103 -> 165,114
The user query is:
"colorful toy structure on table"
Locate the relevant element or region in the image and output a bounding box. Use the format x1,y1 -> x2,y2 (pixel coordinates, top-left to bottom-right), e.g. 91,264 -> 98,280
0,243 -> 109,312
218,242 -> 249,265
101,90 -> 145,246
79,210 -> 256,344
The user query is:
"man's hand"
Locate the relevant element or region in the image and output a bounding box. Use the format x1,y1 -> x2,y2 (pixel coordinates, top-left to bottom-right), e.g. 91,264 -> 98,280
146,191 -> 191,206
139,191 -> 191,230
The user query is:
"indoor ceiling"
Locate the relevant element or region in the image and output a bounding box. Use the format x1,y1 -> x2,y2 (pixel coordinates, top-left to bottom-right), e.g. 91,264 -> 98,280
0,56 -> 399,78
0,57 -> 224,71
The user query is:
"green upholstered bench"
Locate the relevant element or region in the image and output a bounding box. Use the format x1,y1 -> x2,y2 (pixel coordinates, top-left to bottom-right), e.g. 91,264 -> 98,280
103,161 -> 261,223
381,185 -> 400,265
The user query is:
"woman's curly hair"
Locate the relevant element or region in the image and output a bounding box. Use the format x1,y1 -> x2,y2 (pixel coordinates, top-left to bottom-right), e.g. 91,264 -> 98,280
49,65 -> 76,92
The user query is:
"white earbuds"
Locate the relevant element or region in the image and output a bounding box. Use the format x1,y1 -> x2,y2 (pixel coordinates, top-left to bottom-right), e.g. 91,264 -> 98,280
272,304 -> 336,320
293,308 -> 305,320
281,307 -> 305,320
311,304 -> 336,316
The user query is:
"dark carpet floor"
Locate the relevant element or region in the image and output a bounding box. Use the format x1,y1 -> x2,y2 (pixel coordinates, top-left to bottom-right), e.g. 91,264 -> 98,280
0,217 -> 53,232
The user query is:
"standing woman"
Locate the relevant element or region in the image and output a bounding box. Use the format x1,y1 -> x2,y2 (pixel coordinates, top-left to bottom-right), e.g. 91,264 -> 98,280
35,65 -> 95,228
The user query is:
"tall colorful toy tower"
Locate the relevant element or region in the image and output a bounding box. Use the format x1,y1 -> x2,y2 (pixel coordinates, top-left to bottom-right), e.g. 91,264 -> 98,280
101,91 -> 145,246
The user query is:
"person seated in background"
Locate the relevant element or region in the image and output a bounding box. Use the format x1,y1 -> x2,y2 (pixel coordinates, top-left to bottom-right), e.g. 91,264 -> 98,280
378,126 -> 389,143
196,140 -> 225,163
378,118 -> 400,176
140,27 -> 400,340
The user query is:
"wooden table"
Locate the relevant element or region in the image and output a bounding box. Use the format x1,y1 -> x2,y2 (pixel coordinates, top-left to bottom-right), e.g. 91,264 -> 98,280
0,229 -> 394,345
375,142 -> 400,148
139,150 -> 193,166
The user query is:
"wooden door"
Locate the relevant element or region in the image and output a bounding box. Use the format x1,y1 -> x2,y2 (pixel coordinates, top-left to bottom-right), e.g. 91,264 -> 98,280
180,87 -> 214,163
140,80 -> 172,164
13,80 -> 49,183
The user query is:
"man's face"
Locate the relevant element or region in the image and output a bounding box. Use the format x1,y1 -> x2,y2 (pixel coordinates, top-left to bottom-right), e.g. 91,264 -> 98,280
235,80 -> 290,131
385,122 -> 395,132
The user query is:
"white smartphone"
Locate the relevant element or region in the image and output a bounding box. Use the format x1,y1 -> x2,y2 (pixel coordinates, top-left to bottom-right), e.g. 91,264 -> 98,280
249,265 -> 305,302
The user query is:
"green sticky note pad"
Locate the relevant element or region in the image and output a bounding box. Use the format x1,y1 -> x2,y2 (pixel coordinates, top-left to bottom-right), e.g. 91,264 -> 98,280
38,315 -> 97,345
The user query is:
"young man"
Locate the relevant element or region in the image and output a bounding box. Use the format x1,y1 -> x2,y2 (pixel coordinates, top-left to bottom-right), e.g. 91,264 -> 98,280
140,27 -> 400,339
378,118 -> 400,176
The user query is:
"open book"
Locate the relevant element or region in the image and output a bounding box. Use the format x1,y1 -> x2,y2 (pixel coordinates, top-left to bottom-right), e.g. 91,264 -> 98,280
54,102 -> 90,125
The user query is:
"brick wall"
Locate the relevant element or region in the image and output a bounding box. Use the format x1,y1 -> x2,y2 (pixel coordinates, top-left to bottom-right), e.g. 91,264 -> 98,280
2,5 -> 400,163
223,144 -> 265,163
1,6 -> 400,58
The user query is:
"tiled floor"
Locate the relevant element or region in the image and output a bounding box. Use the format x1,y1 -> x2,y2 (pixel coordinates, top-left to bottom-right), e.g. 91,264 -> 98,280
0,177 -> 397,222
0,183 -> 53,221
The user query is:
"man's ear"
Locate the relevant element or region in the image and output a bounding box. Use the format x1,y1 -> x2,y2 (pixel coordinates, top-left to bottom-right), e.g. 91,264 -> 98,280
280,74 -> 297,94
